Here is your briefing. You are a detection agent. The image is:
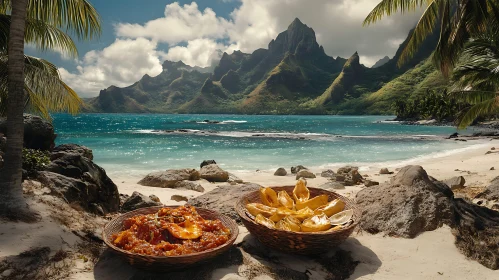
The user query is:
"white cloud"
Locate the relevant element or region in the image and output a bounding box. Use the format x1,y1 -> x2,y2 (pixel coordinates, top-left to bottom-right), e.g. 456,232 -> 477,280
165,39 -> 225,68
62,0 -> 424,97
60,38 -> 164,97
116,2 -> 229,45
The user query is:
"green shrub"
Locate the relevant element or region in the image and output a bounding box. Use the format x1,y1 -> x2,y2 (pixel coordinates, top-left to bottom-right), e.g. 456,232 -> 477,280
22,148 -> 50,176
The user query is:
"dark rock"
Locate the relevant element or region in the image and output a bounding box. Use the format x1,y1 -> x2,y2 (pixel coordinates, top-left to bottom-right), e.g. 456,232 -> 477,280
121,192 -> 162,212
120,193 -> 130,206
37,146 -> 120,214
38,170 -> 120,215
379,168 -> 393,175
318,182 -> 345,190
173,180 -> 205,192
189,183 -> 262,224
52,144 -> 93,160
200,164 -> 229,182
274,168 -> 287,176
444,176 -> 466,190
356,165 -> 454,238
0,134 -> 6,151
138,169 -> 200,188
364,180 -> 379,187
320,169 -> 336,178
291,165 -> 307,174
337,166 -> 358,174
171,195 -> 188,202
295,169 -> 316,180
492,147 -> 496,151
0,114 -> 56,151
200,160 -> 217,168
491,167 -> 495,171
350,169 -> 363,185
448,132 -> 459,139
149,194 -> 160,203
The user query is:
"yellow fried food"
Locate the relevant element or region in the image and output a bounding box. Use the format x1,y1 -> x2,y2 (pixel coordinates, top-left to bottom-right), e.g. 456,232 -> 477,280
290,207 -> 314,221
277,191 -> 294,209
276,216 -> 302,232
162,216 -> 203,239
246,203 -> 277,218
301,214 -> 332,232
260,187 -> 280,207
295,194 -> 329,210
314,198 -> 345,217
255,214 -> 276,229
276,207 -> 296,216
293,179 -> 310,203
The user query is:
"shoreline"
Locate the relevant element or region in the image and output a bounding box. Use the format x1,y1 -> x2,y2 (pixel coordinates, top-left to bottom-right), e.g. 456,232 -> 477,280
112,138 -> 499,206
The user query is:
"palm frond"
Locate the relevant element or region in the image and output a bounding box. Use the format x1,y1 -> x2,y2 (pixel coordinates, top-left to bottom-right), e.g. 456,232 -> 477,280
452,90 -> 498,104
363,0 -> 429,26
0,0 -> 101,41
456,95 -> 499,129
397,0 -> 439,67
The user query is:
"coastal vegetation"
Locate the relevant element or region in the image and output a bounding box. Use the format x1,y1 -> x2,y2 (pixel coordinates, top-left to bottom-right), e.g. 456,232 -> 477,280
0,0 -> 101,221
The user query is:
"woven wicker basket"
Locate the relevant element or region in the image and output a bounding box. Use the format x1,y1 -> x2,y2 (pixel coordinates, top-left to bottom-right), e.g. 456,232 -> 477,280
103,205 -> 239,271
236,186 -> 360,255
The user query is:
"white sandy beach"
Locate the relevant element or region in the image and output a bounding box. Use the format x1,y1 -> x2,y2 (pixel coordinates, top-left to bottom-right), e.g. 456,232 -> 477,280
110,139 -> 499,279
1,139 -> 498,279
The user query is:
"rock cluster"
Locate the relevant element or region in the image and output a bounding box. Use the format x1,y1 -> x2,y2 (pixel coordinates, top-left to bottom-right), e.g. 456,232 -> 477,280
0,115 -> 56,151
121,191 -> 162,212
138,169 -> 201,188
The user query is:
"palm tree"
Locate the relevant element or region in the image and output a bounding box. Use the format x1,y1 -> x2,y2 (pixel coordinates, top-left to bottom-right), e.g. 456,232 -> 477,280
452,28 -> 499,128
0,0 -> 100,221
364,0 -> 499,77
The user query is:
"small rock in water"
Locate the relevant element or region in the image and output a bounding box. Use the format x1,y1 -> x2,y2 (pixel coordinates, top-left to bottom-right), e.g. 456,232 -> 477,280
171,195 -> 188,202
379,168 -> 393,175
296,169 -> 316,180
200,160 -> 217,168
274,168 -> 287,176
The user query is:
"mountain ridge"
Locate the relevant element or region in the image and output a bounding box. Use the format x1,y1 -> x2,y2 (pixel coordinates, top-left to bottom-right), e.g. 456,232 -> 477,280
84,18 -> 445,115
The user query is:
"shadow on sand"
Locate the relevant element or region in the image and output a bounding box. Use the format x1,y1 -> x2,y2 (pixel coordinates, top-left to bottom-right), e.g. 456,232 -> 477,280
93,234 -> 381,280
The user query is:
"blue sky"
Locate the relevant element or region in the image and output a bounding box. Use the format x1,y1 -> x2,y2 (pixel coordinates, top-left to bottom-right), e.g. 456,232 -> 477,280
28,0 -> 421,98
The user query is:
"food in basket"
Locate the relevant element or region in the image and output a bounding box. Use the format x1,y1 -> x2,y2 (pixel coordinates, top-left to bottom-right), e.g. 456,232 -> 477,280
245,179 -> 353,232
111,206 -> 231,256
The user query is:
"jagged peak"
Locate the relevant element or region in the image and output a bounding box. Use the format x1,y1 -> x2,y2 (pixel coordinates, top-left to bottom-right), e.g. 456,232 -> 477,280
288,18 -> 305,29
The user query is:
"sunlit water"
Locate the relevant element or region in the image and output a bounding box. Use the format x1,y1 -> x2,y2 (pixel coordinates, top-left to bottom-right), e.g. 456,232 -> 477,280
53,114 -> 481,178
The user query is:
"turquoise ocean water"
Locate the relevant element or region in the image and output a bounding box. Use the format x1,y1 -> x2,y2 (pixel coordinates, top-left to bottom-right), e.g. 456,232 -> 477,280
53,114 -> 481,178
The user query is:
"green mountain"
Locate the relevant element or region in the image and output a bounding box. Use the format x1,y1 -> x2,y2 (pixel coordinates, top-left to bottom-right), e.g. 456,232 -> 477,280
84,19 -> 446,115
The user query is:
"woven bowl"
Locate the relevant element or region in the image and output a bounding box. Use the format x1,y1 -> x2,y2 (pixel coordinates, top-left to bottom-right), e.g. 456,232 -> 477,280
236,186 -> 360,255
103,205 -> 239,271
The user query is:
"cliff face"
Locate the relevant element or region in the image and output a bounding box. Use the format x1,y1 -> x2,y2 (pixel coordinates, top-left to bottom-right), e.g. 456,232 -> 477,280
85,18 -> 443,115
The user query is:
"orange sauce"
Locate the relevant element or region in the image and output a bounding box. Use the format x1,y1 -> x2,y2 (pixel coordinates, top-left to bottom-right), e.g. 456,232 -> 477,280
111,206 -> 231,256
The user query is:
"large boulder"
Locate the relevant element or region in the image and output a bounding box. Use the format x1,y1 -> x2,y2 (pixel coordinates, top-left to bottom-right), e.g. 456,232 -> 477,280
320,169 -> 335,178
0,114 -> 56,151
121,191 -> 162,212
337,166 -> 358,175
356,165 -> 454,238
138,169 -> 200,188
295,169 -> 316,180
200,164 -> 229,182
37,144 -> 120,215
189,183 -> 261,223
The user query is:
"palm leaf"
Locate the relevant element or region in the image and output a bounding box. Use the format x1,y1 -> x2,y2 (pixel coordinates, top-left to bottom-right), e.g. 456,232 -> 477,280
456,95 -> 499,128
363,0 -> 429,26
